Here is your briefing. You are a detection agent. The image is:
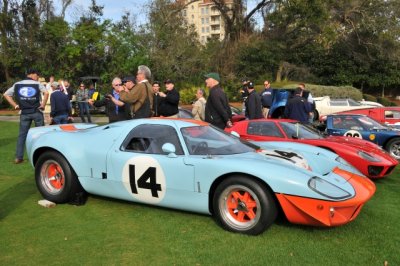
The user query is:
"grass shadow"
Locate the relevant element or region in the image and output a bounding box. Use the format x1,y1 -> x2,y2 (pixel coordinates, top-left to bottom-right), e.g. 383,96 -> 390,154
0,176 -> 36,220
0,137 -> 16,147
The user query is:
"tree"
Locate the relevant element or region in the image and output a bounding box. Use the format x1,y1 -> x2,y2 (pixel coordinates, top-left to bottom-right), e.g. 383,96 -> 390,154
145,0 -> 205,83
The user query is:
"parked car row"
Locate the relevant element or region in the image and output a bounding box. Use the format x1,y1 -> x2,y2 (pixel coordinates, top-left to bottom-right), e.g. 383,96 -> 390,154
27,118 -> 377,235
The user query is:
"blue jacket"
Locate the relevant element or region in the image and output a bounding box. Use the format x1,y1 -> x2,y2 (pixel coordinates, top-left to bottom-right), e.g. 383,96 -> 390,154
284,95 -> 311,123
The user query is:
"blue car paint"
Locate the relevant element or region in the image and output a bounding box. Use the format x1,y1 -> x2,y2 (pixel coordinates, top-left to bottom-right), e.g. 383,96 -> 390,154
325,115 -> 400,147
27,119 -> 362,215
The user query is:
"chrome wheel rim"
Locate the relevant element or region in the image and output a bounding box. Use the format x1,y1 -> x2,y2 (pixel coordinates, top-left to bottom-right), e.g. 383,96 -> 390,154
218,185 -> 261,231
39,160 -> 65,195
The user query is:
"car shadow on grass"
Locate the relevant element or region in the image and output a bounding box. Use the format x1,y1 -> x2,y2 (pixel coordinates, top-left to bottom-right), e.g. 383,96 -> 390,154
0,177 -> 37,220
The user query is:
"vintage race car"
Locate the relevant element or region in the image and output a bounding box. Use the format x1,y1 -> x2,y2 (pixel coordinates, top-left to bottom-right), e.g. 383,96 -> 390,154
226,119 -> 398,178
330,106 -> 400,127
26,119 -> 375,235
325,114 -> 400,160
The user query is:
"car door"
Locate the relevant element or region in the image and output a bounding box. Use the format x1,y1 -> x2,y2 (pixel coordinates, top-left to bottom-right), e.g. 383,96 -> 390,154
106,124 -> 195,207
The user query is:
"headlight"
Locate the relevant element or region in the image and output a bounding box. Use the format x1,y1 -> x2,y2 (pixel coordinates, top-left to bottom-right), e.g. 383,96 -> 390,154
308,176 -> 351,199
358,151 -> 381,162
335,156 -> 351,166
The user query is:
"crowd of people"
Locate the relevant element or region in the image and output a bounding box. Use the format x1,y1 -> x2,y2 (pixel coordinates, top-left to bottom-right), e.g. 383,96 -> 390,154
3,65 -> 314,164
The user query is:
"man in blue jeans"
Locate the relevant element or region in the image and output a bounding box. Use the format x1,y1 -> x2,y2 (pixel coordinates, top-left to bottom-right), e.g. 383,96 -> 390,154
50,81 -> 71,124
3,69 -> 49,164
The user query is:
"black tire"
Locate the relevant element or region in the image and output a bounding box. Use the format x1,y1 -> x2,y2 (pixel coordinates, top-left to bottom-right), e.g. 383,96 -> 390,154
385,138 -> 400,160
212,176 -> 277,235
35,151 -> 84,203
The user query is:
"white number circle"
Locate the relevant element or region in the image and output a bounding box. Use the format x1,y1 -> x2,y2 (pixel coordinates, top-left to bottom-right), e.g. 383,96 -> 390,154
343,130 -> 362,139
122,156 -> 166,203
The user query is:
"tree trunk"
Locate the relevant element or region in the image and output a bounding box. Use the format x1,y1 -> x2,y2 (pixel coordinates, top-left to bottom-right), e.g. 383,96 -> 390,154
276,61 -> 284,82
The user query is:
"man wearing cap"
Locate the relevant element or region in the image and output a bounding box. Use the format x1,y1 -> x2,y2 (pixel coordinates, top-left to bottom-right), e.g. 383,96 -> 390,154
50,81 -> 71,124
118,65 -> 153,119
245,81 -> 263,120
158,79 -> 180,118
3,69 -> 49,164
204,72 -> 232,129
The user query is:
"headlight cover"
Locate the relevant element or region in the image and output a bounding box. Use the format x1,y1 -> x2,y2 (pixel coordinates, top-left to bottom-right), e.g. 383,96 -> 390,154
335,156 -> 351,166
358,151 -> 381,162
308,176 -> 351,200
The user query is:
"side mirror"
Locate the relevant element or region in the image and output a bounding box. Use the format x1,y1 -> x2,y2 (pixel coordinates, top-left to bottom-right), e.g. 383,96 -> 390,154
162,143 -> 177,158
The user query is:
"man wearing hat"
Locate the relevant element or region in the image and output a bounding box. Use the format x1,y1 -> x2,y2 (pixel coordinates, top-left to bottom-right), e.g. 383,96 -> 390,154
158,79 -> 180,118
3,68 -> 49,164
118,65 -> 153,119
204,72 -> 232,129
245,81 -> 263,119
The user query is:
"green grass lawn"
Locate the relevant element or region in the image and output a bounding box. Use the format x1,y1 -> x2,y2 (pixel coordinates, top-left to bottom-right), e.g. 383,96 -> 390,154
0,121 -> 399,265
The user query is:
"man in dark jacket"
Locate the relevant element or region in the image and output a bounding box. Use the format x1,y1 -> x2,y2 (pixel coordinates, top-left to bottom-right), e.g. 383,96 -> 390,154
89,77 -> 130,123
158,79 -> 180,117
245,81 -> 263,119
204,72 -> 232,129
50,81 -> 71,124
152,81 -> 162,117
260,80 -> 273,118
284,87 -> 311,123
3,68 -> 49,164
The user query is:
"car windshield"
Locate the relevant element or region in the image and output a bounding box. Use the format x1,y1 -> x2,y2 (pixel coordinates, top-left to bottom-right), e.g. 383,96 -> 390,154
355,116 -> 387,130
181,125 -> 255,155
333,116 -> 388,130
280,122 -> 324,139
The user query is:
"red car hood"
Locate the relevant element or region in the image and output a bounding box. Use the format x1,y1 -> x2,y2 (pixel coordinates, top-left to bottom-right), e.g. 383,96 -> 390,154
325,135 -> 382,151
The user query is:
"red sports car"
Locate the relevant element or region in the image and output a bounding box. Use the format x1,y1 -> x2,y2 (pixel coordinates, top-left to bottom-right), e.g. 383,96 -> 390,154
226,119 -> 398,179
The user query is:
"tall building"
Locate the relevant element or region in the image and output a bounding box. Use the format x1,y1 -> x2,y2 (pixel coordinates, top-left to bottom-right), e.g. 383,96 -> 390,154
181,0 -> 233,44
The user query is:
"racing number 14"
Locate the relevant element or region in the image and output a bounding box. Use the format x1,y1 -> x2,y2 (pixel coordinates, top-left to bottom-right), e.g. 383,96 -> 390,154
129,165 -> 162,197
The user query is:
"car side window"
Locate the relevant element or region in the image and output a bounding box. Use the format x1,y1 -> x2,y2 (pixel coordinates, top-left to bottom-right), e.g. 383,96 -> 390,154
385,110 -> 400,119
247,122 -> 284,138
122,124 -> 184,155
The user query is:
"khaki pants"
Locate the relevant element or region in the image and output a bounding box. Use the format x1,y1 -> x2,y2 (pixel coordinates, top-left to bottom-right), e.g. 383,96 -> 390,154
262,107 -> 270,118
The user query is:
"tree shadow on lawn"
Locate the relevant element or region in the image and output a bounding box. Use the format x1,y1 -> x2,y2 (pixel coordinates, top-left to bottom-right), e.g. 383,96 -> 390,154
0,176 -> 37,220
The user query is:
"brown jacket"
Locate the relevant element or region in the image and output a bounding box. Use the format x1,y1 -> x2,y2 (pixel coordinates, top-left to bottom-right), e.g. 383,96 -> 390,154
119,81 -> 154,118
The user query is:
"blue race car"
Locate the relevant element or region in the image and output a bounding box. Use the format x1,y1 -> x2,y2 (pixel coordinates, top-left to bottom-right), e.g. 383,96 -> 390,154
26,119 -> 375,235
325,114 -> 400,160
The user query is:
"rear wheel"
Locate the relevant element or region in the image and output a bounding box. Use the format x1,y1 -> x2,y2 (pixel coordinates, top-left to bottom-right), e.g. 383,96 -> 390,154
385,138 -> 400,160
213,176 -> 277,235
35,151 -> 84,203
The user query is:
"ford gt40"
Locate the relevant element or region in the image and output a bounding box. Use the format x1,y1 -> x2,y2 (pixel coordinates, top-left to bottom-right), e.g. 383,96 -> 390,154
26,119 -> 375,235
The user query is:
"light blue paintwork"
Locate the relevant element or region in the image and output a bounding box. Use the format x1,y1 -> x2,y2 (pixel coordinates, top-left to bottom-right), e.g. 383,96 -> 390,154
26,119 -> 365,215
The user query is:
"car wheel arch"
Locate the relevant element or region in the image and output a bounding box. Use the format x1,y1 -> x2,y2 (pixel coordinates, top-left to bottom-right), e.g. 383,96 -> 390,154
33,147 -> 64,166
384,137 -> 400,159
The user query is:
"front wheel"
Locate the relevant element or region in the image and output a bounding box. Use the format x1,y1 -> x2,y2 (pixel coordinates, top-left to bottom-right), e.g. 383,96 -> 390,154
35,151 -> 84,203
212,176 -> 277,235
385,138 -> 400,160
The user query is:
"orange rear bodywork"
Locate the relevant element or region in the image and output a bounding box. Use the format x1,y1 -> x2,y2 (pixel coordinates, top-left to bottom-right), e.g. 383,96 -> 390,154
276,170 -> 376,227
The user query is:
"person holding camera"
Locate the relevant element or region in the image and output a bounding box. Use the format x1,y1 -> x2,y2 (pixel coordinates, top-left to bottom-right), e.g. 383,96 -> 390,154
157,79 -> 180,118
88,77 -> 130,123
